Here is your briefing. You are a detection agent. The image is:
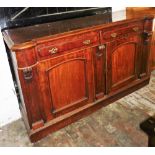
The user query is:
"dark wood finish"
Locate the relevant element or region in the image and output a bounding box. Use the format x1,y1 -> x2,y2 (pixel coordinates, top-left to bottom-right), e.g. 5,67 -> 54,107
2,11 -> 153,142
126,7 -> 155,71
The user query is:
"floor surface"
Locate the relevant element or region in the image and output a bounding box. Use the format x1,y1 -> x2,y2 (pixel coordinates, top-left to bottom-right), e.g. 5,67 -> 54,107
1,72 -> 155,147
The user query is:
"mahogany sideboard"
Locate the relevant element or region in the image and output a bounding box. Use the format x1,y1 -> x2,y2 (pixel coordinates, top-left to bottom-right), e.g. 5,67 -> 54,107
126,7 -> 155,71
2,10 -> 154,142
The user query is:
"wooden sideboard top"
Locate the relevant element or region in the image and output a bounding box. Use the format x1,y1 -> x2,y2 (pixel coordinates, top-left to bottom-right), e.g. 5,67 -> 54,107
126,7 -> 155,19
2,10 -> 154,51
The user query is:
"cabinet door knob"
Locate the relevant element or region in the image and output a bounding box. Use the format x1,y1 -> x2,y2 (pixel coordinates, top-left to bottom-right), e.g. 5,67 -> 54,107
49,47 -> 58,54
111,33 -> 117,38
133,27 -> 139,32
98,45 -> 106,50
83,39 -> 91,45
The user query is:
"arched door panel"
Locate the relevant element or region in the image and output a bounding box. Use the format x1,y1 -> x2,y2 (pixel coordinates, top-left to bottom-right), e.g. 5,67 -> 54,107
106,35 -> 141,94
37,49 -> 94,121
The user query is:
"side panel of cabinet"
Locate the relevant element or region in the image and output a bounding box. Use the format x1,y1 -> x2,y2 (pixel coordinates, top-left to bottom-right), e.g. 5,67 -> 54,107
106,35 -> 141,94
15,47 -> 45,130
141,19 -> 153,76
151,31 -> 155,70
37,49 -> 94,121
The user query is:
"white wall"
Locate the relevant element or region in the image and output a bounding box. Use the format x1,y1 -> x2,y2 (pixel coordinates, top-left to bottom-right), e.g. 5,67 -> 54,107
0,31 -> 21,127
112,7 -> 126,12
0,7 -> 126,127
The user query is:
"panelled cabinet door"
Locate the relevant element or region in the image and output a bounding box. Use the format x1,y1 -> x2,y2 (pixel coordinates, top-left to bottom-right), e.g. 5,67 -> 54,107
37,49 -> 94,121
106,34 -> 142,94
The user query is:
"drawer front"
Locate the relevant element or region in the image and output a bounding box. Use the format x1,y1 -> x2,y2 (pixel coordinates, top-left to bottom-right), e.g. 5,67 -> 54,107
102,24 -> 143,42
36,31 -> 99,59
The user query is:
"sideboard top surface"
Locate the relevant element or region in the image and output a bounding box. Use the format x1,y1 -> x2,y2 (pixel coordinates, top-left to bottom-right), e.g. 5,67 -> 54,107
2,10 -> 154,50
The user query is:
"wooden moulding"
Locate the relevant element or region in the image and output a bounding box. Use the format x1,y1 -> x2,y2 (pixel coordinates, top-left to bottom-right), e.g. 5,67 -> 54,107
2,15 -> 154,53
11,42 -> 36,51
